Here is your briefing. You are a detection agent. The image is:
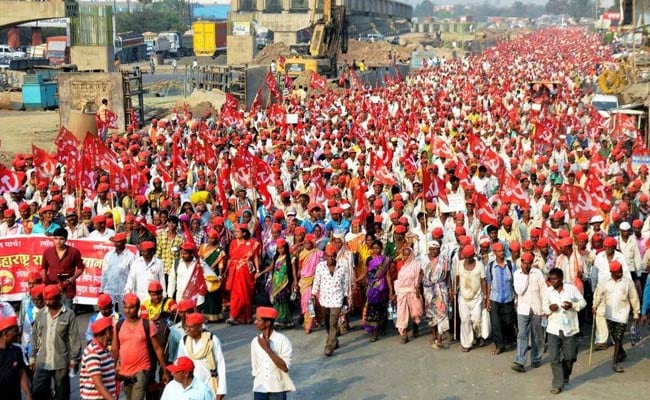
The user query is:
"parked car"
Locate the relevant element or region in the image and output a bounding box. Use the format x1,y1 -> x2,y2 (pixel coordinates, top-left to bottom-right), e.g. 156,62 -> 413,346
0,45 -> 26,59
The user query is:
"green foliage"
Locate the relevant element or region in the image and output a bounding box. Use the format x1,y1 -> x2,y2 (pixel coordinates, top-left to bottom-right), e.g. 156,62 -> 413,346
545,0 -> 594,18
116,0 -> 190,33
414,0 -> 435,19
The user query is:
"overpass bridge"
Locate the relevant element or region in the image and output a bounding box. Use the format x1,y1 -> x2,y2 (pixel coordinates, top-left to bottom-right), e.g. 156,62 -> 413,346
0,0 -> 77,31
230,0 -> 413,45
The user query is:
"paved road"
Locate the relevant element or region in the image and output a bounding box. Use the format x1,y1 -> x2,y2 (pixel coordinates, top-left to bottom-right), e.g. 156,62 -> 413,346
65,311 -> 650,400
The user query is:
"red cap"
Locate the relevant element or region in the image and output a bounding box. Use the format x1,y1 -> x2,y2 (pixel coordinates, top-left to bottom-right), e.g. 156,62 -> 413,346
558,237 -> 573,247
432,227 -> 444,239
140,241 -> 156,251
276,238 -> 287,248
177,299 -> 195,312
97,293 -> 112,308
633,219 -> 643,229
603,237 -> 618,247
27,269 -> 41,282
91,317 -> 113,335
3,209 -> 15,218
502,216 -> 513,226
325,244 -> 338,255
492,243 -> 504,251
166,356 -> 194,373
522,239 -> 534,250
461,245 -> 475,258
509,241 -> 520,252
256,306 -> 279,319
43,284 -> 60,300
394,225 -> 407,234
185,312 -> 204,325
541,204 -> 551,213
537,238 -> 549,248
30,284 -> 45,298
521,252 -> 534,263
148,281 -> 163,292
112,232 -> 128,242
124,293 -> 140,306
454,226 -> 466,235
181,242 -> 197,251
609,260 -> 622,273
0,316 -> 18,331
92,215 -> 107,224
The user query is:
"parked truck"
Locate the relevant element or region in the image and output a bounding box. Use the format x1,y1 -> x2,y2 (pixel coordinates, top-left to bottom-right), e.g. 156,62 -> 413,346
143,32 -> 171,57
115,32 -> 147,64
159,31 -> 193,57
46,36 -> 69,65
193,21 -> 227,58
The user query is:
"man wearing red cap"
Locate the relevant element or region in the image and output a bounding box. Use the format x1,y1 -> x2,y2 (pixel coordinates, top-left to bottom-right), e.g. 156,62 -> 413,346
100,231 -> 136,312
0,208 -> 25,237
160,356 -> 213,400
251,306 -> 295,399
166,299 -> 196,364
0,315 -> 32,400
593,260 -> 640,373
89,214 -> 115,240
79,317 -> 117,400
168,241 -> 217,304
592,237 -> 631,350
125,241 -> 166,301
455,244 -> 489,352
30,284 -> 82,400
113,293 -> 170,400
41,227 -> 85,309
84,293 -> 122,342
511,252 -> 547,372
177,313 -> 227,399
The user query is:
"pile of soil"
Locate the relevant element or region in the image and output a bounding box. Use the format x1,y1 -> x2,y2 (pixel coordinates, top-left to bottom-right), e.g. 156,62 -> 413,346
253,42 -> 291,65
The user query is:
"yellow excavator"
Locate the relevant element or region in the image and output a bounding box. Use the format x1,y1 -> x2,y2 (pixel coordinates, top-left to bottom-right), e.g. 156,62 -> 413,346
282,0 -> 348,78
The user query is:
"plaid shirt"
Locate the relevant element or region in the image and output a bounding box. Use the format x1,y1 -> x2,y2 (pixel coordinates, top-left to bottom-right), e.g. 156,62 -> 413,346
156,231 -> 183,274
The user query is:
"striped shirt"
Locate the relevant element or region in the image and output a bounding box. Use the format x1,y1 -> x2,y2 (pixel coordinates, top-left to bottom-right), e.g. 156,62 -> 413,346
79,339 -> 116,400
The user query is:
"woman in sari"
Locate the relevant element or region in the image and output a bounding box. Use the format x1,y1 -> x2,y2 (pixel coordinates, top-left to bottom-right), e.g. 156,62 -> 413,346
198,229 -> 226,322
353,233 -> 375,314
421,240 -> 450,349
226,223 -> 260,325
260,238 -> 295,328
394,247 -> 423,344
313,223 -> 328,250
297,233 -> 322,333
361,239 -> 393,342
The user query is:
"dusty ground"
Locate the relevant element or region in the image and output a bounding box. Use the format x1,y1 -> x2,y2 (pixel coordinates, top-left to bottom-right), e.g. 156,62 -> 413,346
0,110 -> 61,161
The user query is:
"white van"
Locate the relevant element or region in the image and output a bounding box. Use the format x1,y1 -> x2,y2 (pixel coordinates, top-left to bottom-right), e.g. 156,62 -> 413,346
591,94 -> 619,118
365,33 -> 385,42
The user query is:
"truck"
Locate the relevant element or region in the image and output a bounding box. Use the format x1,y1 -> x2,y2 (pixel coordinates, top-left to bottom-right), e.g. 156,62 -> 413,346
193,21 -> 227,58
159,31 -> 193,57
143,32 -> 170,57
282,0 -> 348,78
115,32 -> 147,64
181,30 -> 194,56
256,28 -> 274,50
45,36 -> 69,65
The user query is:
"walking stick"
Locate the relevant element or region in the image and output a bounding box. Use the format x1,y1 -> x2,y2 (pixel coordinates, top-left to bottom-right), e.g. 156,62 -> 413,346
453,286 -> 458,342
588,317 -> 596,367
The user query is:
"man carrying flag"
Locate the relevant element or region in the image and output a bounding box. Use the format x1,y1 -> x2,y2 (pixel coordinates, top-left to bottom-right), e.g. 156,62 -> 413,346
168,239 -> 217,308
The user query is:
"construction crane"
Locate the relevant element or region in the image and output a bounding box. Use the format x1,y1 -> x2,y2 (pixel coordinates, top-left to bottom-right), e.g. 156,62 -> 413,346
283,0 -> 348,78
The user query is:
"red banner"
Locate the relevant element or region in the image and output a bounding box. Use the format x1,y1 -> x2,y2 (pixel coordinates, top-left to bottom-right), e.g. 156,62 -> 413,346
0,236 -> 137,304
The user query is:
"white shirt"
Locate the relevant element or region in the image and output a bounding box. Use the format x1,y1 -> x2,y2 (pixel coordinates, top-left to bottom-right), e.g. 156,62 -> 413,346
0,223 -> 25,237
593,251 -> 632,289
593,277 -> 641,324
312,260 -> 349,308
167,259 -> 216,306
618,235 -> 642,273
513,268 -> 547,316
160,378 -> 213,400
177,332 -> 227,395
88,228 -> 115,241
125,256 -> 166,301
542,283 -> 586,337
251,331 -> 296,393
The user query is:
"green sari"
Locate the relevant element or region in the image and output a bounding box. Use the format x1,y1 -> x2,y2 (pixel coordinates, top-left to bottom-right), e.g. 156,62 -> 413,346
270,254 -> 293,326
199,243 -> 225,321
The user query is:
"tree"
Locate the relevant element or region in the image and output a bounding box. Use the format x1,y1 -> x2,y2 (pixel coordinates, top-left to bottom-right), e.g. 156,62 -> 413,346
116,0 -> 190,33
414,0 -> 435,19
513,1 -> 526,17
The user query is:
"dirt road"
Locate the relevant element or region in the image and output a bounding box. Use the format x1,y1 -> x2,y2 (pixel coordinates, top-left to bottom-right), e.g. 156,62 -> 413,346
0,110 -> 60,161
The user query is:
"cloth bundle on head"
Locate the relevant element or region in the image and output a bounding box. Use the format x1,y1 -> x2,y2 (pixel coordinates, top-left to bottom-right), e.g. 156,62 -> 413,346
257,306 -> 279,320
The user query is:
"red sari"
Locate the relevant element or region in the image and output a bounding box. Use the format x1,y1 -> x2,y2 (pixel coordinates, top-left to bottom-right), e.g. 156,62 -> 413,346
226,238 -> 259,323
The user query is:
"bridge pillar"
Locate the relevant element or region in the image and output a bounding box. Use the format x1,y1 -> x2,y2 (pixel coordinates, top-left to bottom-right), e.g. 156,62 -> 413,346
8,27 -> 20,49
31,27 -> 43,46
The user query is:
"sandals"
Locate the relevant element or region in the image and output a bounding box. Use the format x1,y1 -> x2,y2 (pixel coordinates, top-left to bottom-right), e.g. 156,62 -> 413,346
460,345 -> 471,352
226,318 -> 238,325
400,335 -> 409,344
550,388 -> 562,395
612,364 -> 625,373
431,340 -> 448,350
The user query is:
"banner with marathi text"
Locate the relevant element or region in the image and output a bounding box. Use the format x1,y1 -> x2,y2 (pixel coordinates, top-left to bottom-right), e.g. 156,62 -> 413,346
0,236 -> 137,304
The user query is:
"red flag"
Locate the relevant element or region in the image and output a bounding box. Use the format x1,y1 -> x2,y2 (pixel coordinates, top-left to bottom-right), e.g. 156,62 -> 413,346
82,133 -> 120,171
473,192 -> 499,227
109,163 -> 130,193
284,73 -> 294,93
277,55 -> 286,70
482,148 -> 503,175
349,70 -> 362,90
54,126 -> 80,167
129,108 -> 138,131
308,167 -> 327,205
467,133 -> 486,157
498,169 -> 529,207
369,153 -> 396,186
310,71 -> 327,91
250,88 -> 262,114
454,159 -> 472,187
180,221 -> 207,300
430,135 -> 454,159
585,172 -> 610,209
95,113 -> 105,132
354,180 -> 370,220
225,93 -> 239,110
422,167 -> 448,204
266,103 -> 286,127
31,145 -> 58,181
0,166 -> 22,194
564,184 -> 598,219
541,221 -> 560,254
105,109 -> 119,129
265,71 -> 281,100
610,113 -> 636,141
